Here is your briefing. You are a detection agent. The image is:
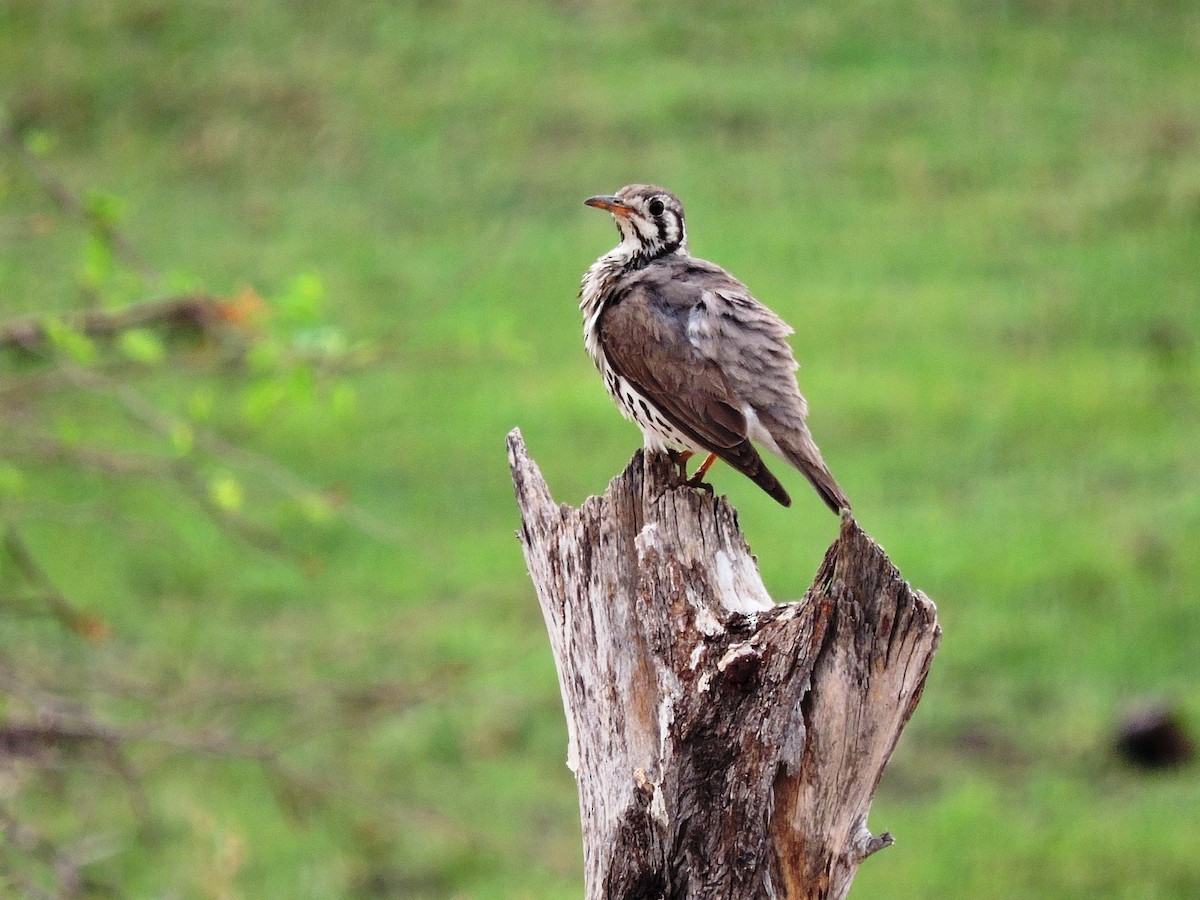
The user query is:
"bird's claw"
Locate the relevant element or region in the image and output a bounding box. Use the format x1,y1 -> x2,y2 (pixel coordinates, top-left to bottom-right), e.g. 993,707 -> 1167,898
685,475 -> 715,495
666,449 -> 693,481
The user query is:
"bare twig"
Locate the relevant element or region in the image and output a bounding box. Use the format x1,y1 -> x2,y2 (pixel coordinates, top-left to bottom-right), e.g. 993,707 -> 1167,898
1,524 -> 108,640
0,294 -> 230,353
0,803 -> 80,899
0,431 -> 289,557
1,112 -> 158,285
58,364 -> 409,547
1,431 -> 177,478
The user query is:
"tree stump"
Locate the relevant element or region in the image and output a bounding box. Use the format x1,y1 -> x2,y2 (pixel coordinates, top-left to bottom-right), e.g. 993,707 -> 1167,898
507,428 -> 940,900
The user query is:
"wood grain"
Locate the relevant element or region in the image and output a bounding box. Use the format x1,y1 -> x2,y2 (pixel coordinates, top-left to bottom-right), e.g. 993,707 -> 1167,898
508,429 -> 939,899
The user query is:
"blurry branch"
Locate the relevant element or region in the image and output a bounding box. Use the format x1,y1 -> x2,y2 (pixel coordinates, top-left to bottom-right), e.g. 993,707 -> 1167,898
0,720 -> 146,829
1,111 -> 404,552
0,111 -> 424,890
2,430 -> 177,478
59,363 -> 409,547
1,111 -> 157,286
1,359 -> 406,557
1,427 -> 286,558
2,523 -> 110,640
0,297 -> 386,380
0,642 -> 442,840
0,656 -> 152,833
0,294 -> 228,354
0,801 -> 115,899
0,637 -> 455,892
0,105 -> 454,900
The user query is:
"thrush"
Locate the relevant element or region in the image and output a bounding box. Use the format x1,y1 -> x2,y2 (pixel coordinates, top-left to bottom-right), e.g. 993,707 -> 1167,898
579,184 -> 851,513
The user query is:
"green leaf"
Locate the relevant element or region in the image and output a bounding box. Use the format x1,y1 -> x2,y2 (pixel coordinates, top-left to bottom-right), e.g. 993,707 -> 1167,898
80,232 -> 114,290
23,129 -> 55,157
208,472 -> 243,513
331,383 -> 356,418
117,328 -> 166,365
43,317 -> 97,365
275,272 -> 325,328
240,379 -> 287,422
286,365 -> 316,402
246,339 -> 282,374
298,492 -> 333,523
85,191 -> 125,227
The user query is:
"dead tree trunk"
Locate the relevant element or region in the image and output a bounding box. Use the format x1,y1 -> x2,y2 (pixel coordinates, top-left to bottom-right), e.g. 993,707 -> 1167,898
507,429 -> 940,900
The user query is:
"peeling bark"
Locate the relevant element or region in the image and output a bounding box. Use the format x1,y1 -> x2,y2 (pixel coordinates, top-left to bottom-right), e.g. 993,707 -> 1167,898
507,428 -> 940,900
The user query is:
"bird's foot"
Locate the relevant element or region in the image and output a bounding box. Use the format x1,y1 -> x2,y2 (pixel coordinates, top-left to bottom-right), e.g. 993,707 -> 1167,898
685,473 -> 715,495
667,449 -> 694,481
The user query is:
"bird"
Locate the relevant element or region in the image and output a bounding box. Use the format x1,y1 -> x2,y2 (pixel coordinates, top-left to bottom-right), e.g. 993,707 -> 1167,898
578,184 -> 851,513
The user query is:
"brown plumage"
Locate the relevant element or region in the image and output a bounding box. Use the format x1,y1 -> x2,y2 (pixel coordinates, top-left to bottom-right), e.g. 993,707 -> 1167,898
579,184 -> 850,513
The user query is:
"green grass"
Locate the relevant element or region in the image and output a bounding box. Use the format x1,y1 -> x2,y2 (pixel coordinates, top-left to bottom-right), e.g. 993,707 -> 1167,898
2,0 -> 1199,895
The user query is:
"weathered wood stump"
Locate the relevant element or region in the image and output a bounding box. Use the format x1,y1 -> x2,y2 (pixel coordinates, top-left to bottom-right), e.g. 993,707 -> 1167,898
507,428 -> 940,900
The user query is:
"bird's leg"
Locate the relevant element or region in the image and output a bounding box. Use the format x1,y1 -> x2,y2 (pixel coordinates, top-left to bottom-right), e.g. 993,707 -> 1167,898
667,449 -> 694,481
686,453 -> 718,494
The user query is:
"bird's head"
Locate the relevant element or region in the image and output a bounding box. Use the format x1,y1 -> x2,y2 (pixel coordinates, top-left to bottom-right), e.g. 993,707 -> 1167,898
585,184 -> 688,265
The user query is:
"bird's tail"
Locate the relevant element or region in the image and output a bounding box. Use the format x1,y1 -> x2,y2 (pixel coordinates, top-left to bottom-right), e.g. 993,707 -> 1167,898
744,456 -> 792,508
715,444 -> 793,507
778,429 -> 851,515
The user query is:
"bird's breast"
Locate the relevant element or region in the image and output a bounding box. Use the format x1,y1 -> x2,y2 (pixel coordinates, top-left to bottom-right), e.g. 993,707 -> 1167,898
579,256 -> 628,368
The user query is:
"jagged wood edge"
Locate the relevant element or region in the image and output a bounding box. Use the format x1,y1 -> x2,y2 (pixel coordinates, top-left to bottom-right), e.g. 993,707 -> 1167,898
507,427 -> 940,899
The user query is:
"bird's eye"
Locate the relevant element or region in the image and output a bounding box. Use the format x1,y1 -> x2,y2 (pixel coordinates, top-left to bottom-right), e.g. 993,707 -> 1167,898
647,198 -> 665,216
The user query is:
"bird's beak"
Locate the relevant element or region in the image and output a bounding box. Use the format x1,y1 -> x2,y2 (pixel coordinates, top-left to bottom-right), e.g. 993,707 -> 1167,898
584,195 -> 633,217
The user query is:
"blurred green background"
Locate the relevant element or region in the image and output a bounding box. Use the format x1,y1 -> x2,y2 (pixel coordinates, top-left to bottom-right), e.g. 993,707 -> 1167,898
2,0 -> 1199,896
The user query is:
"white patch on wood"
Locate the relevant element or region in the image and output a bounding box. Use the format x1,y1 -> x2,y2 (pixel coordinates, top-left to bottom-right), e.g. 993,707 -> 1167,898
717,642 -> 757,674
648,780 -> 669,826
714,548 -> 774,614
639,522 -> 658,549
565,717 -> 580,773
658,689 -> 679,741
651,695 -> 675,826
693,603 -> 724,636
506,429 -> 940,898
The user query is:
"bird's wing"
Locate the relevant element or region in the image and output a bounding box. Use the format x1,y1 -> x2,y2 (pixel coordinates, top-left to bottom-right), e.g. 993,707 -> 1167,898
676,265 -> 851,514
670,264 -> 809,422
598,274 -> 791,505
